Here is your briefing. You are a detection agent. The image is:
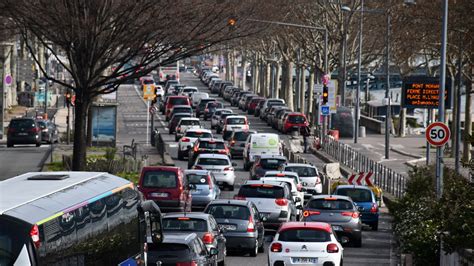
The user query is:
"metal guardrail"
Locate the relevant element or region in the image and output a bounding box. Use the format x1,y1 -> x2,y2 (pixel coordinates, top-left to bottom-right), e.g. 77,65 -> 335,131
153,129 -> 165,158
320,135 -> 407,198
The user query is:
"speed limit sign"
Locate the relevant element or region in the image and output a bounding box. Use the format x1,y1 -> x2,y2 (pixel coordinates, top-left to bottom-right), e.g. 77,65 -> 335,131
426,122 -> 450,146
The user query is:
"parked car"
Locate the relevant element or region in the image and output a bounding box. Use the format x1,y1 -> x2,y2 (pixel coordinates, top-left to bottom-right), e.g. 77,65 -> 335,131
236,180 -> 300,230
282,112 -> 309,134
209,79 -> 223,93
260,99 -> 285,121
232,91 -> 251,107
196,98 -> 217,117
162,213 -> 226,265
7,117 -> 42,147
184,170 -> 221,208
192,154 -> 236,191
203,101 -> 224,121
227,130 -> 256,159
239,94 -> 258,111
138,166 -> 192,212
188,138 -> 229,169
167,105 -> 193,121
247,97 -> 265,115
271,107 -> 292,129
211,109 -> 233,129
222,115 -> 249,140
303,195 -> 362,247
204,199 -> 266,256
178,129 -> 213,160
218,81 -> 233,96
277,110 -> 293,131
254,100 -> 266,117
168,113 -> 192,134
268,222 -> 344,266
249,154 -> 288,180
280,163 -> 323,198
243,133 -> 282,171
148,233 -> 218,266
175,117 -> 201,141
36,119 -> 59,144
333,185 -> 380,230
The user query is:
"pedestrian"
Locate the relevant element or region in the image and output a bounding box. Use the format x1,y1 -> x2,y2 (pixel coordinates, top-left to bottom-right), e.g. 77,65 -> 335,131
300,125 -> 311,153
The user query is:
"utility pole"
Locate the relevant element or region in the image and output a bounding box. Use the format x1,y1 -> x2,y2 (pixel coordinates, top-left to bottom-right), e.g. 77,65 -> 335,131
385,10 -> 391,159
44,50 -> 48,117
354,0 -> 363,144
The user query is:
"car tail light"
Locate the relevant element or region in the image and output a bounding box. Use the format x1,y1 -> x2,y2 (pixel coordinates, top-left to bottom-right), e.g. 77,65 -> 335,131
327,243 -> 339,253
202,232 -> 214,244
42,128 -> 48,132
193,165 -> 203,170
315,176 -> 322,184
370,203 -> 378,213
30,224 -> 40,248
7,128 -> 15,133
218,150 -> 227,154
233,195 -> 246,200
297,183 -> 302,191
176,261 -> 198,266
223,167 -> 234,171
303,210 -> 320,217
247,215 -> 255,232
275,198 -> 288,206
341,212 -> 360,218
181,137 -> 190,142
230,140 -> 236,146
205,108 -> 209,112
28,127 -> 40,133
270,242 -> 282,252
177,127 -> 181,132
276,173 -> 285,177
193,146 -> 199,152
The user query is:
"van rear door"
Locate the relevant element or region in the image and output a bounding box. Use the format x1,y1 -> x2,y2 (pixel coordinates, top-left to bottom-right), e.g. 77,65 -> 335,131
0,216 -> 33,266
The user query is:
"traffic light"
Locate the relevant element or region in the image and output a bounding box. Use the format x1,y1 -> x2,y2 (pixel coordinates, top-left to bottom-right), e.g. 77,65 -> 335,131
65,92 -> 71,107
322,85 -> 328,104
228,17 -> 237,27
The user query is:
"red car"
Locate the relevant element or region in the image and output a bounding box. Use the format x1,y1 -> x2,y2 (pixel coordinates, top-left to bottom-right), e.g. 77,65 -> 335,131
282,112 -> 309,134
247,97 -> 265,115
164,96 -> 191,118
138,166 -> 192,212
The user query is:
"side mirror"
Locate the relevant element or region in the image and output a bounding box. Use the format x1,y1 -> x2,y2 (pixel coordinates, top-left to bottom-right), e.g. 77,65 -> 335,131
218,225 -> 227,233
296,205 -> 303,210
294,197 -> 301,203
259,214 -> 268,221
302,182 -> 308,186
209,247 -> 218,256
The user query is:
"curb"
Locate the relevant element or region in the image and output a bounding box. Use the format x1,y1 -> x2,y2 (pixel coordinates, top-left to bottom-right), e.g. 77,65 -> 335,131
390,147 -> 424,159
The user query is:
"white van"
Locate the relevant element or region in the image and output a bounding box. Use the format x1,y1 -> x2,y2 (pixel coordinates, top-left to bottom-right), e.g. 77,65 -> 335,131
243,133 -> 282,170
191,92 -> 209,108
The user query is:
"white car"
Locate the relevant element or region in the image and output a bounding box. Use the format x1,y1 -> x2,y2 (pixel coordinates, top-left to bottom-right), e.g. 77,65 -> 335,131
154,84 -> 164,98
211,109 -> 233,129
280,163 -> 323,198
175,118 -> 201,141
268,222 -> 343,266
177,128 -> 213,160
243,133 -> 282,171
192,154 -> 236,190
192,92 -> 209,108
261,172 -> 305,210
181,86 -> 199,97
222,115 -> 249,140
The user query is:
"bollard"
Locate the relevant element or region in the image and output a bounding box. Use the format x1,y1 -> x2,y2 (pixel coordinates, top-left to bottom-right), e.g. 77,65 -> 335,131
359,126 -> 366,138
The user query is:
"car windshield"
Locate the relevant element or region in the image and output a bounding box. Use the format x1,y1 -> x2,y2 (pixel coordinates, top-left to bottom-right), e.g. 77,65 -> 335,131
207,205 -> 250,220
142,171 -> 177,188
197,158 -> 229,166
288,115 -> 306,123
9,119 -> 35,128
336,188 -> 373,202
307,199 -> 353,210
278,229 -> 331,242
171,114 -> 191,123
37,121 -> 47,128
260,159 -> 286,170
163,218 -> 208,232
220,113 -> 232,119
199,100 -> 215,107
284,166 -> 317,177
170,98 -> 188,105
227,118 -> 246,124
199,141 -> 225,150
185,131 -> 212,138
268,100 -> 284,106
180,120 -> 200,126
233,131 -> 251,141
207,102 -> 223,108
173,107 -> 191,113
186,174 -> 209,185
238,185 -> 284,199
147,243 -> 191,259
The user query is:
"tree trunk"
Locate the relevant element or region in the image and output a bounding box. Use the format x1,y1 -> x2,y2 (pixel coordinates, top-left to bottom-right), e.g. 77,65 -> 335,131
284,60 -> 294,111
86,105 -> 93,146
308,70 -> 315,118
399,108 -> 406,137
265,62 -> 271,97
275,63 -> 281,98
450,77 -> 457,157
241,52 -> 247,90
300,65 -> 305,114
463,70 -> 472,162
72,94 -> 90,170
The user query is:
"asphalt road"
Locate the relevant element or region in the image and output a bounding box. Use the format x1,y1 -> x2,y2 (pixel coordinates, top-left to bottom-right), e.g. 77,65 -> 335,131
0,145 -> 51,180
150,72 -> 397,266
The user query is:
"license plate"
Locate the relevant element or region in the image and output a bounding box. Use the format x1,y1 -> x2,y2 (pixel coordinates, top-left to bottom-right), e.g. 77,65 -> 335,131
210,169 -> 221,173
291,257 -> 318,264
221,224 -> 236,231
18,133 -> 28,136
332,225 -> 344,231
150,192 -> 168,197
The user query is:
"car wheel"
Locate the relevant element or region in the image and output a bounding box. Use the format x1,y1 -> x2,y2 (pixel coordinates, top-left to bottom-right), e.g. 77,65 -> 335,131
7,142 -> 13,148
36,142 -> 41,147
258,241 -> 265,253
249,240 -> 258,257
371,222 -> 379,231
178,150 -> 184,160
175,136 -> 179,142
243,161 -> 250,171
218,256 -> 225,266
340,258 -> 343,266
227,184 -> 234,191
352,235 -> 362,248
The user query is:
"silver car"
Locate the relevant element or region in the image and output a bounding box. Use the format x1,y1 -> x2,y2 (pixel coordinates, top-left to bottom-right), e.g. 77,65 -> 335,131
280,163 -> 323,198
192,154 -> 237,191
184,170 -> 220,208
211,109 -> 233,129
227,130 -> 257,159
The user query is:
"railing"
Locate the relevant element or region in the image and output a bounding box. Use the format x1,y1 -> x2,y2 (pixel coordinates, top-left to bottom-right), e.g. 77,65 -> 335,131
153,129 -> 165,158
320,135 -> 407,198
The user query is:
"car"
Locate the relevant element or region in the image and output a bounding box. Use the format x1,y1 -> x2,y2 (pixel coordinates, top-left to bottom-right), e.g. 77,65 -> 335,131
254,99 -> 266,117
172,84 -> 187,95
178,129 -> 213,160
154,84 -> 164,99
138,166 -> 192,212
236,180 -> 300,230
211,109 -> 233,129
164,79 -> 179,93
192,92 -> 209,108
280,163 -> 323,198
261,102 -> 286,122
162,213 -> 226,265
209,78 -> 223,91
268,222 -> 344,266
282,112 -> 309,134
247,97 -> 265,115
175,117 -> 201,141
268,106 -> 290,128
215,112 -> 234,134
227,130 -> 257,159
204,199 -> 265,256
239,94 -> 258,111
243,133 -> 282,171
333,185 -> 380,230
277,110 -> 293,131
36,119 -> 59,144
184,170 -> 221,208
181,86 -> 199,97
232,91 -> 251,107
7,117 -> 42,147
218,81 -> 233,96
223,86 -> 239,101
188,138 -> 229,169
303,195 -> 362,247
164,95 -> 191,117
272,107 -> 292,129
249,154 -> 288,180
148,233 -> 218,266
222,115 -> 249,140
260,174 -> 305,218
203,101 -> 224,121
166,105 -> 193,121
196,98 -> 217,117
259,98 -> 285,120
168,113 -> 192,134
192,154 -> 236,190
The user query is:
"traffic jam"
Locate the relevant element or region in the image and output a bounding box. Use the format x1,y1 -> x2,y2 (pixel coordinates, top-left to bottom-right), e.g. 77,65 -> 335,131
136,65 -> 383,266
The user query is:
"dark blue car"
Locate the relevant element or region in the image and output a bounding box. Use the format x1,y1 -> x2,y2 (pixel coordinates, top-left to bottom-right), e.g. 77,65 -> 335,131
333,185 -> 380,230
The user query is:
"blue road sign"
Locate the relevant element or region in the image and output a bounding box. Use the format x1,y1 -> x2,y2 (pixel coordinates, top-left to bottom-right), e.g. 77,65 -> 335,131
321,105 -> 330,116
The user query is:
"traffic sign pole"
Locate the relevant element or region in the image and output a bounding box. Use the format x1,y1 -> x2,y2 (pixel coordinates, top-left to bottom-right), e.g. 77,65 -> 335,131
146,100 -> 150,146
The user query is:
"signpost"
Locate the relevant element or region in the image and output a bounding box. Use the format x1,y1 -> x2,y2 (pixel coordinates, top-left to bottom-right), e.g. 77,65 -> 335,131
321,105 -> 330,116
426,122 -> 450,147
143,85 -> 156,146
348,172 -> 374,186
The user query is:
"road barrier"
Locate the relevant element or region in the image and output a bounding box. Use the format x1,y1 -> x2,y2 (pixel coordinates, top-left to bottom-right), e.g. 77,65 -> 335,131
320,135 -> 407,198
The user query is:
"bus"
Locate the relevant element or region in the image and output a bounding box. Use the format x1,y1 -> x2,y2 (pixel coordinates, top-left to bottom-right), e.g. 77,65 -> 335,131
158,61 -> 180,83
0,172 -> 162,266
